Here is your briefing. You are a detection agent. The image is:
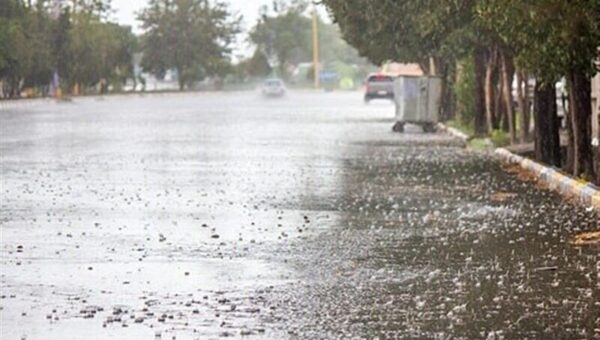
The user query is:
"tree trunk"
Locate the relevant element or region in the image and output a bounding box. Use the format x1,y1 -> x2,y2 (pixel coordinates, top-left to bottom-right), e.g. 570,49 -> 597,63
418,55 -> 431,76
564,91 -> 574,173
429,57 -> 437,76
494,71 -> 505,130
499,92 -> 509,132
484,48 -> 497,133
517,69 -> 531,142
534,82 -> 561,167
9,77 -> 20,98
474,48 -> 487,136
501,52 -> 516,144
439,61 -> 455,122
177,66 -> 185,91
454,61 -> 464,123
567,66 -> 595,180
428,56 -> 454,122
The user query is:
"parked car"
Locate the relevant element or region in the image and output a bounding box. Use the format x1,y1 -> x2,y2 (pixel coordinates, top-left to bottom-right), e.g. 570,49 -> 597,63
364,74 -> 394,103
261,78 -> 286,98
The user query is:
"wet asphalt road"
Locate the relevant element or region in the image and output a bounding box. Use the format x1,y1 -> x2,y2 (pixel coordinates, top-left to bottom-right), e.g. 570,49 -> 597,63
1,91 -> 598,340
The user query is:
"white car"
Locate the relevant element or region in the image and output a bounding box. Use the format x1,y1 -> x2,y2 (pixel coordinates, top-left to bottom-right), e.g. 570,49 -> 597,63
261,78 -> 286,97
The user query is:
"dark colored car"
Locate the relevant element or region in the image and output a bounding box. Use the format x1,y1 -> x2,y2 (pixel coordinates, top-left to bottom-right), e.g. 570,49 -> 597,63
364,74 -> 394,103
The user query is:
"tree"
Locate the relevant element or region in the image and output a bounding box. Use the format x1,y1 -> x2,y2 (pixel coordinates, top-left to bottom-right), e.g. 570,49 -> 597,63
323,0 -> 477,125
138,0 -> 240,90
533,82 -> 561,167
0,0 -> 136,97
67,9 -> 136,93
53,7 -> 72,91
72,0 -> 114,19
249,2 -> 312,79
326,0 -> 599,182
21,0 -> 54,93
0,0 -> 29,97
243,49 -> 272,78
477,0 -> 599,179
318,19 -> 368,67
248,1 -> 370,82
323,1 -> 433,68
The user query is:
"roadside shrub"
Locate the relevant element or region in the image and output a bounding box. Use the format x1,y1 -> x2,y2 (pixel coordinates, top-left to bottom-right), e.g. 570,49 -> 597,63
446,119 -> 474,136
491,129 -> 510,147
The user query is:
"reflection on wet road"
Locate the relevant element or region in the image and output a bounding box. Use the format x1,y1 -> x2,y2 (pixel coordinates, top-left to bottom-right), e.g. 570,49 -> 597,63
1,92 -> 598,339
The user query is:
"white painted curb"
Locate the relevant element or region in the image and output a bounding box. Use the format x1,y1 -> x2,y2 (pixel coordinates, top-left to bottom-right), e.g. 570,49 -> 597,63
437,123 -> 469,142
495,148 -> 600,209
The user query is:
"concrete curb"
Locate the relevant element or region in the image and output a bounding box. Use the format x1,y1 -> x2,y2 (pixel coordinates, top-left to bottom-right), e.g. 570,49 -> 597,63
436,123 -> 469,142
495,148 -> 600,209
437,122 -> 599,209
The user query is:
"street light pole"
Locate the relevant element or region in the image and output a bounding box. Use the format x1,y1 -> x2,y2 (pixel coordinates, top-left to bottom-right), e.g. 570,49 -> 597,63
312,7 -> 320,89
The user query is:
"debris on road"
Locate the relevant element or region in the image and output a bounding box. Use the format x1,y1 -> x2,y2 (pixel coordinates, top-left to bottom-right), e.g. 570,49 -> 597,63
572,231 -> 600,246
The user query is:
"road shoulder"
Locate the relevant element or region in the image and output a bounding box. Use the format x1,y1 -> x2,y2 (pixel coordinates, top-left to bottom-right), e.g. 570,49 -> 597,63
439,122 -> 600,210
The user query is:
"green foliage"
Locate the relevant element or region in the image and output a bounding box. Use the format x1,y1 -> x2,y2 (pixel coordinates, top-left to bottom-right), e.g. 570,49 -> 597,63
476,0 -> 599,83
0,10 -> 27,89
0,0 -> 53,96
453,58 -> 476,126
236,50 -> 272,80
21,1 -> 54,89
318,21 -> 366,66
138,0 -> 240,90
323,0 -> 599,86
468,138 -> 494,150
322,0 -> 476,68
70,16 -> 130,89
0,0 -> 136,98
490,129 -> 510,147
446,119 -> 475,137
53,8 -> 72,85
248,1 -> 370,81
324,0 -> 598,170
249,3 -> 312,79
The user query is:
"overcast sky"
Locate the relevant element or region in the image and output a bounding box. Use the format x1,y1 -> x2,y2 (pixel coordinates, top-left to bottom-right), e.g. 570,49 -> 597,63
110,0 -> 328,58
111,0 -> 326,33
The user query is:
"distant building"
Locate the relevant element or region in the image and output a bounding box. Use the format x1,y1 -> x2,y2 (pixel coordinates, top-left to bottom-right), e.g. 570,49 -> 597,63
380,63 -> 424,77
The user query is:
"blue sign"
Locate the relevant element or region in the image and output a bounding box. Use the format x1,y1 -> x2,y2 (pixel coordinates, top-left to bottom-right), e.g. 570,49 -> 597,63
319,71 -> 338,82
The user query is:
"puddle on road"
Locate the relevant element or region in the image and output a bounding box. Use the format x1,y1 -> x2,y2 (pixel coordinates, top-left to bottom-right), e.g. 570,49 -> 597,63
1,258 -> 293,340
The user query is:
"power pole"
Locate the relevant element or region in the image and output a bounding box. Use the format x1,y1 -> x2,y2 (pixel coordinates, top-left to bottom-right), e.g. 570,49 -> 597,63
312,7 -> 320,89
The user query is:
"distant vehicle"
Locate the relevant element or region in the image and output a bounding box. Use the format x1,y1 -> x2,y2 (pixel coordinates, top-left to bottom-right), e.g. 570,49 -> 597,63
320,70 -> 338,92
364,74 -> 394,103
261,78 -> 286,97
